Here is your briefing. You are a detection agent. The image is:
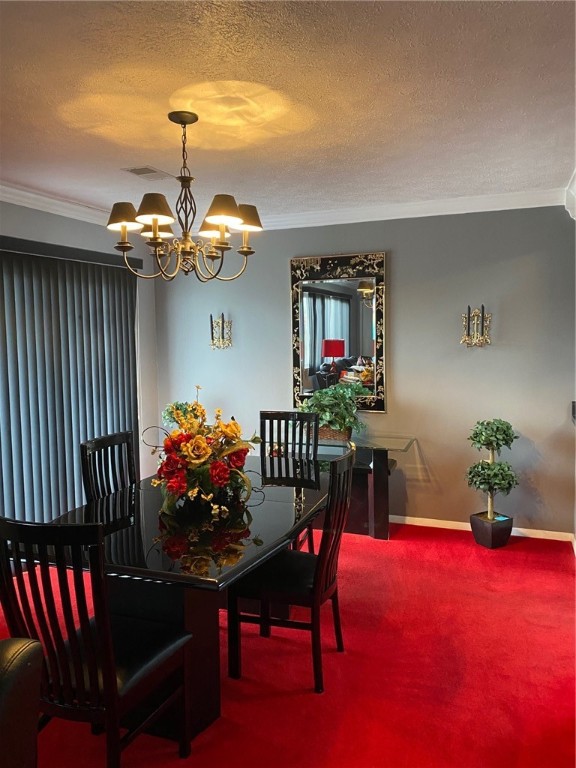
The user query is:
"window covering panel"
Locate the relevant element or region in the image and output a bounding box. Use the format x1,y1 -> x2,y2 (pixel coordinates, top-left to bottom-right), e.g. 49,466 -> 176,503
0,251 -> 138,522
302,292 -> 350,372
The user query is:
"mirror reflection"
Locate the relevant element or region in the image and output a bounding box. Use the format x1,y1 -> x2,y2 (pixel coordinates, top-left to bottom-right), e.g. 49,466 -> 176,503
300,278 -> 376,394
290,253 -> 386,413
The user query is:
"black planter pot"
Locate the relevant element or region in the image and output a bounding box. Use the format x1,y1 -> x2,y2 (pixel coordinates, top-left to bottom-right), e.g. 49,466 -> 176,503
470,511 -> 513,549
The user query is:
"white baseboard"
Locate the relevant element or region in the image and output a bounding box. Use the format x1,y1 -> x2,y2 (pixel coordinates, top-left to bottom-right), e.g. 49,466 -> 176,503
389,515 -> 575,544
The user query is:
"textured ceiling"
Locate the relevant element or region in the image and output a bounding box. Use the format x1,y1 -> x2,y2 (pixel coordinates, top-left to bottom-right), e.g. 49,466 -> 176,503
0,1 -> 574,230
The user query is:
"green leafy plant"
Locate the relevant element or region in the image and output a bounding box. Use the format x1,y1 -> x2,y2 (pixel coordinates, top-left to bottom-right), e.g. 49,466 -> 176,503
466,418 -> 519,520
468,418 -> 518,453
299,381 -> 367,433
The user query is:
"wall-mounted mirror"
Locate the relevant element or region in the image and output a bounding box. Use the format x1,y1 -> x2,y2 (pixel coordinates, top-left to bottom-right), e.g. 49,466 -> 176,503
290,252 -> 385,412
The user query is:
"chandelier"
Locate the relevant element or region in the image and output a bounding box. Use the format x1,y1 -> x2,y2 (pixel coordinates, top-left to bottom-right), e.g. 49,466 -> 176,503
357,280 -> 375,308
106,111 -> 263,281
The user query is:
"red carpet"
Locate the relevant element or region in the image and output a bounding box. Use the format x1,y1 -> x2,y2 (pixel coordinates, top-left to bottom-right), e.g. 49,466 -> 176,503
2,525 -> 574,768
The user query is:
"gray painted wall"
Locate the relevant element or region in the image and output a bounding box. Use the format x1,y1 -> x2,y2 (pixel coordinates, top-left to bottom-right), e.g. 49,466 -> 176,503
2,202 -> 574,533
152,206 -> 575,533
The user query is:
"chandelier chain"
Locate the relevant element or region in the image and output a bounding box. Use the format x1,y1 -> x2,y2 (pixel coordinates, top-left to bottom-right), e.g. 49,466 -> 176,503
180,123 -> 191,178
176,122 -> 196,234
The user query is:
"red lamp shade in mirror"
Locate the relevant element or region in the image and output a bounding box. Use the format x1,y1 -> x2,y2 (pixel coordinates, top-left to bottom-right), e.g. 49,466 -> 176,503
321,339 -> 345,359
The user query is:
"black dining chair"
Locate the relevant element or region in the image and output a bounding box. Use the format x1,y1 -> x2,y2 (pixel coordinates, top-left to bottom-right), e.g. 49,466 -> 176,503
0,518 -> 193,768
80,431 -> 185,633
80,431 -> 137,503
260,456 -> 321,490
260,411 -> 319,461
260,411 -> 319,552
227,448 -> 355,694
0,637 -> 43,768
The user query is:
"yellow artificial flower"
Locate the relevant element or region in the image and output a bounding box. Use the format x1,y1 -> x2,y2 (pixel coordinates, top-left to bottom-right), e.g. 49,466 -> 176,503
211,504 -> 229,518
186,556 -> 211,577
180,415 -> 201,434
220,549 -> 244,567
218,419 -> 242,441
181,435 -> 212,467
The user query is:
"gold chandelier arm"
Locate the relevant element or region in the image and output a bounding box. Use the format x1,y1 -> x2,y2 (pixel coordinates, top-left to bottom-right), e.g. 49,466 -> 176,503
123,252 -> 170,280
194,244 -> 227,281
154,243 -> 183,281
211,254 -> 249,282
194,243 -> 248,282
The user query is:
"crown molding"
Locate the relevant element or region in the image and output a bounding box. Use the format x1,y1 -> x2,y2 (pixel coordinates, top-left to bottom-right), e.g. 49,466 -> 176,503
0,182 -> 569,232
262,188 -> 568,229
0,184 -> 107,226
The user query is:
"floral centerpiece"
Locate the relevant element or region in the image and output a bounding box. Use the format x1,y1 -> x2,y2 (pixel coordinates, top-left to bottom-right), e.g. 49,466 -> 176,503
151,387 -> 263,574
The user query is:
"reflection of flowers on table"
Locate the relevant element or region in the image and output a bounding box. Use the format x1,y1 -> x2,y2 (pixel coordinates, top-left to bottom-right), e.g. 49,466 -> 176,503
157,502 -> 262,576
151,388 -> 262,575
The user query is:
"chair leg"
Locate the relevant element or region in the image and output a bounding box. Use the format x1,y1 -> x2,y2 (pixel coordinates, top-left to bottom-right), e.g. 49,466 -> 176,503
260,597 -> 271,637
104,715 -> 121,768
227,593 -> 242,679
179,654 -> 192,758
306,524 -> 315,554
311,604 -> 324,694
331,589 -> 344,652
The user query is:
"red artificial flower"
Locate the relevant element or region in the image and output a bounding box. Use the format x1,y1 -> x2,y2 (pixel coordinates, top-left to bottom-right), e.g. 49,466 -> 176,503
157,452 -> 187,479
211,528 -> 249,552
228,448 -> 249,469
162,534 -> 189,560
166,470 -> 188,497
163,432 -> 191,454
209,460 -> 231,488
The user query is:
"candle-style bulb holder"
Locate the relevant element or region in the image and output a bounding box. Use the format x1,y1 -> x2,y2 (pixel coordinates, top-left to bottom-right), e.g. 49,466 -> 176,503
210,314 -> 233,349
460,306 -> 492,347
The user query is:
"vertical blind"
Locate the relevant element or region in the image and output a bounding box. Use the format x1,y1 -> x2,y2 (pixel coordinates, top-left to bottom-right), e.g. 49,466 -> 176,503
302,292 -> 350,372
0,251 -> 138,522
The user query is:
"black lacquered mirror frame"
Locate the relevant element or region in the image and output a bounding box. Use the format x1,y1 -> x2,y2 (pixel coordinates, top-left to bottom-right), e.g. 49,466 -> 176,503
290,252 -> 386,412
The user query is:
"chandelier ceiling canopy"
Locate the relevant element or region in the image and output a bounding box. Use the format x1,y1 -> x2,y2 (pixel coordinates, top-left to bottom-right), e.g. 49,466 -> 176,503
106,111 -> 263,281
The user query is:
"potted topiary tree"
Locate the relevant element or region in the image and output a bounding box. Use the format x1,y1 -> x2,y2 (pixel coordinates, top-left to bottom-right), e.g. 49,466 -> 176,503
466,418 -> 519,548
299,381 -> 367,440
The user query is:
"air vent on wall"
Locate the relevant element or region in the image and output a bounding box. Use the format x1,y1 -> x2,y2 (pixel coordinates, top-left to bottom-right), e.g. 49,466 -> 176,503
122,166 -> 174,182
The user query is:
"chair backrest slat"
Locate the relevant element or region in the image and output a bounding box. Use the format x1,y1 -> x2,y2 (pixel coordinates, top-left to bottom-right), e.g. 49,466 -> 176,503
0,519 -> 116,714
316,449 -> 355,596
260,411 -> 319,461
80,431 -> 137,502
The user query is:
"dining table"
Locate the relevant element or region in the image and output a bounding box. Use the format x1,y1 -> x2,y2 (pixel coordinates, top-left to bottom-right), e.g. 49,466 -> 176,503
52,450 -> 348,738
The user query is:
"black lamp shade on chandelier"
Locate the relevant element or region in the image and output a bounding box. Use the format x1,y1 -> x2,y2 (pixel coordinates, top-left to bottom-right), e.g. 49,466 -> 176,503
106,111 -> 263,282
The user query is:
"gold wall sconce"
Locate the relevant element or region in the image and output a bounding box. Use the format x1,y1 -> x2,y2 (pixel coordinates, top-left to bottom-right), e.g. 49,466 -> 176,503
210,313 -> 232,349
357,280 -> 375,308
460,305 -> 492,347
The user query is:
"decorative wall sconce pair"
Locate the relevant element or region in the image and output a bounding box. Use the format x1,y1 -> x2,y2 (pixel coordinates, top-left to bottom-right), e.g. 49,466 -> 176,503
210,313 -> 232,349
460,305 -> 492,348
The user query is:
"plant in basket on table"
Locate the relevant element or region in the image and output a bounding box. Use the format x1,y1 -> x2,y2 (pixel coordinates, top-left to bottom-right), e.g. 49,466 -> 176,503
299,381 -> 367,440
466,418 -> 519,549
151,387 -> 263,575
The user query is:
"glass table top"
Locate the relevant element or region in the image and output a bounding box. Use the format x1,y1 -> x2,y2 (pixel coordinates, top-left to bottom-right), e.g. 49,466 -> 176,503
318,435 -> 415,453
